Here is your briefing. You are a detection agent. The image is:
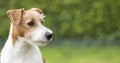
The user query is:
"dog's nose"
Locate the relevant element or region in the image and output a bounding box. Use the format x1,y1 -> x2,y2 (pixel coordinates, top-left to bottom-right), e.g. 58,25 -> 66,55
46,32 -> 53,40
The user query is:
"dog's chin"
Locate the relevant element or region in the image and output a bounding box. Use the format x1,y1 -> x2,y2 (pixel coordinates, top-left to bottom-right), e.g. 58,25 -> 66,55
34,41 -> 48,46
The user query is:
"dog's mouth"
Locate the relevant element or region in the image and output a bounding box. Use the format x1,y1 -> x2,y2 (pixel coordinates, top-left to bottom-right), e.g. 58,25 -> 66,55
34,41 -> 49,46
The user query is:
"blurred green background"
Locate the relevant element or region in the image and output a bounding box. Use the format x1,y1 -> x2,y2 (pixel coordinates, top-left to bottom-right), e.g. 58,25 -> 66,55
0,0 -> 120,63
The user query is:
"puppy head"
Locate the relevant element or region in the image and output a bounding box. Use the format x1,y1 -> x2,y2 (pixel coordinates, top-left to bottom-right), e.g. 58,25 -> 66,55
7,8 -> 53,46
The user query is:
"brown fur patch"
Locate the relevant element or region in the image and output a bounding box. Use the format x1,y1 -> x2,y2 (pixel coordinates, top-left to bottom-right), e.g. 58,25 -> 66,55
7,8 -> 24,25
7,8 -> 45,46
42,56 -> 46,63
30,8 -> 43,14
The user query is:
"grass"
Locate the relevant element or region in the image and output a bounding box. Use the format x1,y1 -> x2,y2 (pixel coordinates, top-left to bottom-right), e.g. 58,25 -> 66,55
41,46 -> 120,63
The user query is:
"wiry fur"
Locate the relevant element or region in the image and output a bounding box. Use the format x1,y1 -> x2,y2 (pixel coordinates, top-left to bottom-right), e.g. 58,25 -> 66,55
1,8 -> 53,63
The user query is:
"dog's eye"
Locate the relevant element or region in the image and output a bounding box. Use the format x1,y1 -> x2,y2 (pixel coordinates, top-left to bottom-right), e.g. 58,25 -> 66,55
27,21 -> 34,26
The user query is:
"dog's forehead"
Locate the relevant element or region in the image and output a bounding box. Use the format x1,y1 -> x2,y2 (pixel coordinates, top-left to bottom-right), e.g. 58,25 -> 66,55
25,10 -> 43,18
22,10 -> 45,22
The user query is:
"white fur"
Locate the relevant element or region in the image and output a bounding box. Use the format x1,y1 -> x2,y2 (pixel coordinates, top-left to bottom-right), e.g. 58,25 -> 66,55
1,22 -> 52,63
1,24 -> 43,63
25,21 -> 53,46
1,9 -> 53,63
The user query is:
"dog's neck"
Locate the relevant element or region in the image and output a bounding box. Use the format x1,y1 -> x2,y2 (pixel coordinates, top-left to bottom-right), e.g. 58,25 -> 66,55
8,24 -> 33,47
4,24 -> 44,63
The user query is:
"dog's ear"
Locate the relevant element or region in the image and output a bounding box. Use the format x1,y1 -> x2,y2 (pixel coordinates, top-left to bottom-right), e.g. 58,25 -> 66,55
7,8 -> 24,25
30,8 -> 43,14
30,8 -> 45,18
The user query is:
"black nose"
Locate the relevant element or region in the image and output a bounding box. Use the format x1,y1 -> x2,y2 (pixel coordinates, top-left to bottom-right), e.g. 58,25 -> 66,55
46,32 -> 53,40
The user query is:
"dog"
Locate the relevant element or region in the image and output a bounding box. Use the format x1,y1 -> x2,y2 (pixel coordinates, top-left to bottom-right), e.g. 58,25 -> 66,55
1,8 -> 53,63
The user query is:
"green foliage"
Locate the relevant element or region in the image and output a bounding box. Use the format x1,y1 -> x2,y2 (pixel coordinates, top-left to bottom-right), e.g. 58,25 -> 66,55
0,0 -> 120,42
